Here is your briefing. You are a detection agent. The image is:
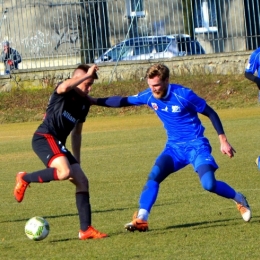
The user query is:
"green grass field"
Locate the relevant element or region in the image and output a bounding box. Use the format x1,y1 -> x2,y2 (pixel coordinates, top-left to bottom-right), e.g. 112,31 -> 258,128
0,108 -> 260,259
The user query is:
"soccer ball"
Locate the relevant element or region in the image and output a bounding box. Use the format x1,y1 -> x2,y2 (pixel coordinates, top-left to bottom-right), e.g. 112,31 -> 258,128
24,216 -> 50,241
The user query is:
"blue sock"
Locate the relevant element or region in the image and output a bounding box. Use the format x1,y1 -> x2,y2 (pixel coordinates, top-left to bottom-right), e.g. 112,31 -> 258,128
139,180 -> 159,212
200,171 -> 236,199
213,180 -> 236,199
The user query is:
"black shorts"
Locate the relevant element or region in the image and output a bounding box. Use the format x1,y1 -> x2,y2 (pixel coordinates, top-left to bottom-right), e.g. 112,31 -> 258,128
32,132 -> 78,167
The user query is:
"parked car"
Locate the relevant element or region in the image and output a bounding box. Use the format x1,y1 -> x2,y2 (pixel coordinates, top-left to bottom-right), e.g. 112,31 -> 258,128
94,34 -> 205,63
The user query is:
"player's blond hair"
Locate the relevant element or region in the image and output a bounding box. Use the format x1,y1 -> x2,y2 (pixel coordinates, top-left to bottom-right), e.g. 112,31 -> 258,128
145,63 -> 169,81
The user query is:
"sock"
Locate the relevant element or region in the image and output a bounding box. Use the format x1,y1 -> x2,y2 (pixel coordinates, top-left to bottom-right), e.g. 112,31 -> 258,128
137,209 -> 149,221
23,168 -> 59,183
76,192 -> 91,231
199,171 -> 236,199
213,180 -> 236,199
139,180 -> 159,213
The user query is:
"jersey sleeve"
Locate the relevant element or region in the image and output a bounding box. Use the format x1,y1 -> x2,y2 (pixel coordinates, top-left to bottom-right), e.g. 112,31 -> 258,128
181,88 -> 207,113
126,89 -> 151,106
97,89 -> 150,107
245,52 -> 259,74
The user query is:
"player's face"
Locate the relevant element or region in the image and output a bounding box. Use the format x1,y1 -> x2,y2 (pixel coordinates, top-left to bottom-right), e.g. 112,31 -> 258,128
76,70 -> 94,95
147,76 -> 169,99
79,78 -> 94,95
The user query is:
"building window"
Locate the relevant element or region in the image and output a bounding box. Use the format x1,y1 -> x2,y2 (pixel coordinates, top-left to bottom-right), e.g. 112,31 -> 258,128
125,0 -> 145,18
194,0 -> 218,33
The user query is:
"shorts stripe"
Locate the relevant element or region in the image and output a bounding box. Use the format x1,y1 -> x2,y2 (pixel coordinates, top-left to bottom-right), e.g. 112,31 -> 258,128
46,134 -> 60,154
33,132 -> 78,166
36,133 -> 61,154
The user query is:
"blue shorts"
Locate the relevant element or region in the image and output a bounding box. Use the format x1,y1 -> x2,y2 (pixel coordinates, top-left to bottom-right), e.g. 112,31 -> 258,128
157,137 -> 218,173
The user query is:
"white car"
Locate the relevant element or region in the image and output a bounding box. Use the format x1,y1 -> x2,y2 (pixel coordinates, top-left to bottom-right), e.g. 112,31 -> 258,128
95,34 -> 205,63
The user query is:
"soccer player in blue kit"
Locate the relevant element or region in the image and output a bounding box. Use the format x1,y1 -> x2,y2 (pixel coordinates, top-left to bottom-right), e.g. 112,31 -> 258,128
13,64 -> 108,239
244,47 -> 260,169
90,63 -> 252,231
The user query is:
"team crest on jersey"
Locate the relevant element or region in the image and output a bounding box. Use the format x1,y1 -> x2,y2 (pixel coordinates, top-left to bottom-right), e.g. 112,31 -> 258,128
151,102 -> 158,110
172,105 -> 181,112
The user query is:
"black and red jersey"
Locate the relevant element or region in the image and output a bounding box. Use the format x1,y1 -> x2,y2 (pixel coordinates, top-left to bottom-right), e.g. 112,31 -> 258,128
36,88 -> 90,144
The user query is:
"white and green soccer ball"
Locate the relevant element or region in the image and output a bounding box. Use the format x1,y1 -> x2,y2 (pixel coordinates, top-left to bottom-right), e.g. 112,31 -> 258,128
25,216 -> 50,241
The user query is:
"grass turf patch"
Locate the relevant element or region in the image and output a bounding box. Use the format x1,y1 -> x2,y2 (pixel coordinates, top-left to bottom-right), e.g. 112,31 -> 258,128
0,109 -> 260,259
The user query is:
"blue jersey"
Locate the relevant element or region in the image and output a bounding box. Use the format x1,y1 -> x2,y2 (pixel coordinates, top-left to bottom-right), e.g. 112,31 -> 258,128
127,84 -> 207,143
245,47 -> 260,77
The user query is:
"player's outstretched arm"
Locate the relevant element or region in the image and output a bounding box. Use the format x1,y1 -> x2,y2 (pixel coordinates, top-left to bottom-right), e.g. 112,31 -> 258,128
87,96 -> 98,105
88,95 -> 132,108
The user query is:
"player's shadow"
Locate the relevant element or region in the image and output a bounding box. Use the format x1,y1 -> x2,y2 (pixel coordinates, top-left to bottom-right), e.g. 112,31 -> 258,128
0,207 -> 128,223
164,215 -> 260,230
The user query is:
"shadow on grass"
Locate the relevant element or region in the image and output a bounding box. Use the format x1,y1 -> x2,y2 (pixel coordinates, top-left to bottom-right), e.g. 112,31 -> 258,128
0,207 -> 128,223
165,215 -> 260,230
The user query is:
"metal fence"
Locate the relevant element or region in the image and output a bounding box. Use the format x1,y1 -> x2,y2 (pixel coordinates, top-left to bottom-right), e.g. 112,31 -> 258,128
0,0 -> 259,70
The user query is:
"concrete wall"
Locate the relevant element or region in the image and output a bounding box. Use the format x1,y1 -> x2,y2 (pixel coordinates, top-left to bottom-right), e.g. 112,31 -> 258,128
0,51 -> 251,92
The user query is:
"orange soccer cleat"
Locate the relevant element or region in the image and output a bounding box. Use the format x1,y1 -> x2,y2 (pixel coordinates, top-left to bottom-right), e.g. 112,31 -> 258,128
78,226 -> 108,240
14,172 -> 29,203
124,211 -> 149,232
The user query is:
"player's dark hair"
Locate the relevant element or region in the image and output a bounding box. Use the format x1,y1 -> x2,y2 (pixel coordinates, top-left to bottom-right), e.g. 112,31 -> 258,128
145,63 -> 169,81
73,64 -> 98,79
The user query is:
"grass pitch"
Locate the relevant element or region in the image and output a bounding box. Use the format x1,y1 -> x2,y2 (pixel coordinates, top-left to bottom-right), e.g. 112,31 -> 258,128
0,108 -> 260,259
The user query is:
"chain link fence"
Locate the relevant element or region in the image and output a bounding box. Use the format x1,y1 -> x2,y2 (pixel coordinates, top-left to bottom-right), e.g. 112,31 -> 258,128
0,0 -> 259,70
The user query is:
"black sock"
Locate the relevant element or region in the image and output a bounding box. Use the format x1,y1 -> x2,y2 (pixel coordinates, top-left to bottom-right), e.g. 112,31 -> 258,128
76,192 -> 91,231
23,168 -> 58,183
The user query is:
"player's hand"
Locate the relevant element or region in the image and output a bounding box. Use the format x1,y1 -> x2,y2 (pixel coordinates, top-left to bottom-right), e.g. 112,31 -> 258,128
219,134 -> 236,158
87,64 -> 99,77
220,141 -> 236,158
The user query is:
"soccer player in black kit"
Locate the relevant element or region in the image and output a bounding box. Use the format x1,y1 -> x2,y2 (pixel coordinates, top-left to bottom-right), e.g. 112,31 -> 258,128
13,64 -> 108,240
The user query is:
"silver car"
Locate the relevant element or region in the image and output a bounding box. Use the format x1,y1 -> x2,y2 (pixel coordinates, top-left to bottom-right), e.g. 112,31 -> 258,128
95,34 -> 205,63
